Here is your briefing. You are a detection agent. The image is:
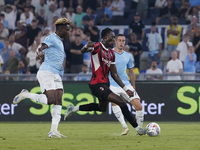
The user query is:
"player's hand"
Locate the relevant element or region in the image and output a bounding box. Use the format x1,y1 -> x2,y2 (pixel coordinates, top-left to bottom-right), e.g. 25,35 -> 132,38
126,90 -> 134,97
87,41 -> 95,48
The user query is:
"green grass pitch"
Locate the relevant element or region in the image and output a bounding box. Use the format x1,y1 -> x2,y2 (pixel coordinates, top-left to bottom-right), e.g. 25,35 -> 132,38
0,122 -> 200,150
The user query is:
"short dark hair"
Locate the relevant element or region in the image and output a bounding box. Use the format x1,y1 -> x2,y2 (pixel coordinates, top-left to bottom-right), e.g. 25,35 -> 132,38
115,34 -> 125,39
101,27 -> 113,39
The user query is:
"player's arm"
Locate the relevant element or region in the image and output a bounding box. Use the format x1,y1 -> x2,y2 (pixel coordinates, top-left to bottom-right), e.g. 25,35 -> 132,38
81,42 -> 95,54
110,64 -> 134,97
36,43 -> 47,62
129,68 -> 135,89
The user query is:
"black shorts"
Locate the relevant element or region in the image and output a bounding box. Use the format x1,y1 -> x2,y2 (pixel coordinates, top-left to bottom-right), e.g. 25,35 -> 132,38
89,82 -> 112,101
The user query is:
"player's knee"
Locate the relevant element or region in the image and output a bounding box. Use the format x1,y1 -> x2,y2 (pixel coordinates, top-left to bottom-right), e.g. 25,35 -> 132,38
47,97 -> 56,105
54,98 -> 62,105
135,105 -> 142,111
117,100 -> 126,107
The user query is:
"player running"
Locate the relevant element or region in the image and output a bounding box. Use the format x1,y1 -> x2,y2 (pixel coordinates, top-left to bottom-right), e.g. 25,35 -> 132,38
64,28 -> 146,135
13,18 -> 70,138
109,34 -> 144,135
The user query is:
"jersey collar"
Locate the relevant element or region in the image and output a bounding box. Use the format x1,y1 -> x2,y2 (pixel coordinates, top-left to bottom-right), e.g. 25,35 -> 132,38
100,42 -> 109,51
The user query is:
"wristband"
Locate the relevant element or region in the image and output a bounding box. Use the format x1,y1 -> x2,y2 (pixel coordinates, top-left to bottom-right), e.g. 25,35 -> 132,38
123,86 -> 128,91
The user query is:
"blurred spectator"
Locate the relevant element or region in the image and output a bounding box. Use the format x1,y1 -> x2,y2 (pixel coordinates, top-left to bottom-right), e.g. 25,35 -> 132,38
14,20 -> 27,48
5,50 -> 25,80
28,36 -> 41,51
185,6 -> 199,23
1,4 -> 17,30
65,0 -> 78,11
166,50 -> 183,80
100,0 -> 112,25
83,19 -> 99,42
0,54 -> 3,74
176,34 -> 193,63
20,5 -> 34,25
25,40 -> 40,73
40,27 -> 51,43
0,39 -> 11,71
146,60 -> 163,80
31,0 -> 40,8
56,0 -> 67,18
0,13 -> 9,28
183,46 -> 197,80
46,0 -> 57,7
128,33 -> 142,69
50,16 -> 58,33
0,0 -> 5,12
35,0 -> 49,16
179,0 -> 190,18
74,64 -> 92,81
128,12 -> 145,41
137,0 -> 148,20
26,19 -> 42,47
44,3 -> 58,27
82,0 -> 97,12
186,15 -> 199,40
69,34 -> 84,73
65,7 -> 76,25
193,26 -> 200,61
166,16 -> 182,57
156,0 -> 178,25
154,0 -> 167,9
110,0 -> 125,25
0,21 -> 9,43
81,7 -> 95,28
37,6 -> 45,28
22,69 -> 36,81
73,5 -> 86,28
81,32 -> 91,69
146,25 -> 163,66
8,34 -> 27,60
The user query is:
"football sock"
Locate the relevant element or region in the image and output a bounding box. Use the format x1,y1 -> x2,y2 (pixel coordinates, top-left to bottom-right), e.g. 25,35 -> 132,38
112,105 -> 128,128
120,105 -> 138,128
50,105 -> 62,132
73,106 -> 79,112
136,110 -> 144,127
25,93 -> 48,105
79,103 -> 101,111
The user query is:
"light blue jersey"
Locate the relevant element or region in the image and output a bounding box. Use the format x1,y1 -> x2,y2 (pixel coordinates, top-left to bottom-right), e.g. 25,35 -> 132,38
39,33 -> 65,77
109,50 -> 134,87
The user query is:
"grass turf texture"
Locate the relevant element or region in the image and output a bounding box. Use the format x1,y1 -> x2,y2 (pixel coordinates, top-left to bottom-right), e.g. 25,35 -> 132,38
0,122 -> 200,150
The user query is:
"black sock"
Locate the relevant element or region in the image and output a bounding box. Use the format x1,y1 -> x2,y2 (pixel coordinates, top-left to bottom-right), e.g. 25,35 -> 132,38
120,105 -> 138,128
79,103 -> 101,111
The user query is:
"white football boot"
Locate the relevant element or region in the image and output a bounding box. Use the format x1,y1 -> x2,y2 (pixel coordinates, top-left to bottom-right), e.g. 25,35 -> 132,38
13,89 -> 29,104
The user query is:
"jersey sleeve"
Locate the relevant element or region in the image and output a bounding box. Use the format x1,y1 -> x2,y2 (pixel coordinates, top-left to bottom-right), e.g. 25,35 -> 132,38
42,35 -> 53,47
127,53 -> 134,69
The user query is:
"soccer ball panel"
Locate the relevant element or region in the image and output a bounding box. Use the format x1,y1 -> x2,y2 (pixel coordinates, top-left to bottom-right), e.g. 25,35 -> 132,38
146,122 -> 161,137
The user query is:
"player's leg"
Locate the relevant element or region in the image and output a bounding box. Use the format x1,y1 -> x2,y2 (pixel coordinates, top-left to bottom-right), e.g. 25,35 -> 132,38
49,89 -> 66,138
112,102 -> 129,135
120,85 -> 144,127
110,86 -> 129,134
130,98 -> 144,127
107,92 -> 146,135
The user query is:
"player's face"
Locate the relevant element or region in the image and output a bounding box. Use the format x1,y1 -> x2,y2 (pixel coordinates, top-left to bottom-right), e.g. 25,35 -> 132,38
60,25 -> 71,39
115,36 -> 126,50
104,31 -> 115,47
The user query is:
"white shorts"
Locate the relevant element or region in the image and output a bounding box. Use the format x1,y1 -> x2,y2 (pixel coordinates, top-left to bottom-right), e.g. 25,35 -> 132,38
110,85 -> 140,102
36,70 -> 63,93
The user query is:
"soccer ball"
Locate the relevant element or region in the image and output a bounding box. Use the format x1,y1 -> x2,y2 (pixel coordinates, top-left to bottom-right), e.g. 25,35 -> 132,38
146,122 -> 161,137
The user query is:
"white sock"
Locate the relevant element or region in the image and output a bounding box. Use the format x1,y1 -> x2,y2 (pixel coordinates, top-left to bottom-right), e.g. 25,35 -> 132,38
112,105 -> 128,129
50,105 -> 62,132
136,110 -> 144,127
25,93 -> 48,105
73,106 -> 79,112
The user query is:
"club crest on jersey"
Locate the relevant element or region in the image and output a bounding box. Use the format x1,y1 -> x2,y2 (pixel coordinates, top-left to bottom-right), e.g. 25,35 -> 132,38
102,58 -> 112,67
100,87 -> 104,91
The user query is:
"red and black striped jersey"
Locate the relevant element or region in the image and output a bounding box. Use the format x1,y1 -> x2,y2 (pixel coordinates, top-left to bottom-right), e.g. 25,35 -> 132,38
90,42 -> 115,85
